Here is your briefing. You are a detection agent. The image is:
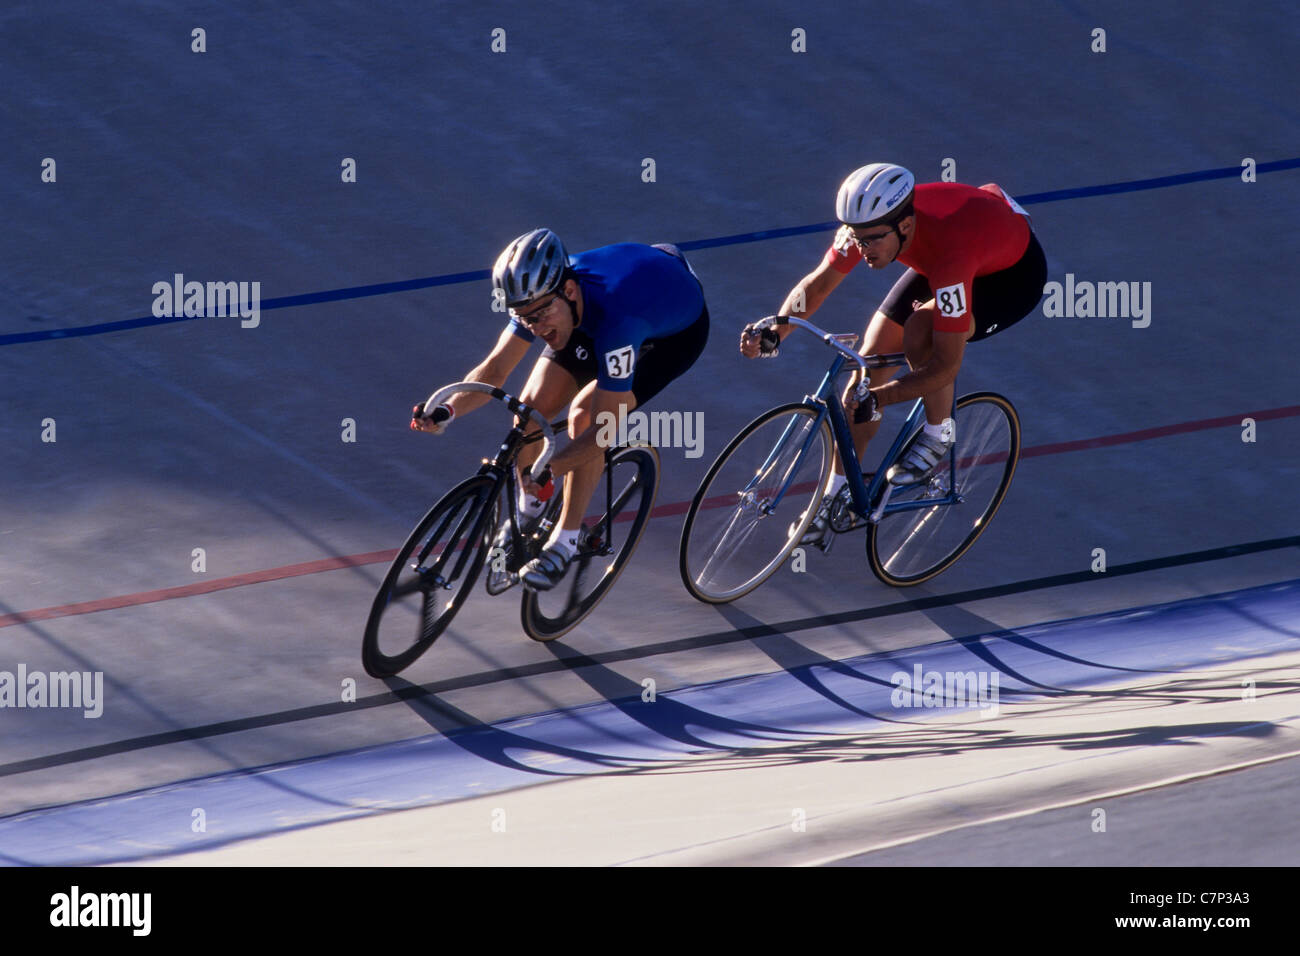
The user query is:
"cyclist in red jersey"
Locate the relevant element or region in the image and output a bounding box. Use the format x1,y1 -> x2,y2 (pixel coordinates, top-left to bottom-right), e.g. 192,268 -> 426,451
740,163 -> 1047,547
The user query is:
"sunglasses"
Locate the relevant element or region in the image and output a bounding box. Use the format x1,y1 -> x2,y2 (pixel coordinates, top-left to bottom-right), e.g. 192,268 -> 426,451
849,228 -> 894,249
510,292 -> 566,326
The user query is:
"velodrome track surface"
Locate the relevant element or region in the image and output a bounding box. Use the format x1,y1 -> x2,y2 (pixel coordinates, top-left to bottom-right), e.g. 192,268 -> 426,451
2,2 -> 1298,865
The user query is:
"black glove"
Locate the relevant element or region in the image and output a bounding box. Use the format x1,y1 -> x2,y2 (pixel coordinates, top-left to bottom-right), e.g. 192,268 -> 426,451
851,383 -> 881,424
411,402 -> 454,433
743,324 -> 780,357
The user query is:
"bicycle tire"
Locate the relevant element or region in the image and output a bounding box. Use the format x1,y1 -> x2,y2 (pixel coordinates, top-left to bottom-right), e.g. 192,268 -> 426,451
866,391 -> 1019,587
520,444 -> 660,642
679,403 -> 834,604
362,475 -> 498,677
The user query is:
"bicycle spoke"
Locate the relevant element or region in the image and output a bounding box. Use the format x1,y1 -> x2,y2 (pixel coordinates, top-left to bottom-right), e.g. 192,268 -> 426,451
695,499 -> 768,586
680,405 -> 832,603
522,446 -> 659,641
362,476 -> 497,677
868,394 -> 1019,586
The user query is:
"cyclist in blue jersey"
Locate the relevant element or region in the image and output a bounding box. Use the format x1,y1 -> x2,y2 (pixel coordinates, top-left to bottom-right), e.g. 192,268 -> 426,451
412,228 -> 710,590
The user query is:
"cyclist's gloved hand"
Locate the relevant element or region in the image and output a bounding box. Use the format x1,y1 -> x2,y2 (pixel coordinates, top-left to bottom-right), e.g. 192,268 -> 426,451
522,467 -> 555,501
851,382 -> 882,424
411,402 -> 455,434
740,322 -> 780,359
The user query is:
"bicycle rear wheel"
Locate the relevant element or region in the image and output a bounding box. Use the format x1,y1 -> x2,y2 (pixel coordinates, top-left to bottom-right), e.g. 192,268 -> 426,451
362,475 -> 498,677
867,392 -> 1019,587
521,445 -> 660,641
679,403 -> 833,604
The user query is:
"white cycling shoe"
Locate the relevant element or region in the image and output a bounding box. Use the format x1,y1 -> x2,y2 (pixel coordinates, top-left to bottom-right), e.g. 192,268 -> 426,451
887,421 -> 955,486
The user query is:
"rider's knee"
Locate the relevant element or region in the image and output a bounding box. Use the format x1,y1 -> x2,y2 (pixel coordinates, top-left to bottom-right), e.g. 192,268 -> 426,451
568,404 -> 593,437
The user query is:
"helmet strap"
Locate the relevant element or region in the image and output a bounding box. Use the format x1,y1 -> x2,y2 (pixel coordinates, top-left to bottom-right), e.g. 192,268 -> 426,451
887,215 -> 912,265
560,283 -> 581,329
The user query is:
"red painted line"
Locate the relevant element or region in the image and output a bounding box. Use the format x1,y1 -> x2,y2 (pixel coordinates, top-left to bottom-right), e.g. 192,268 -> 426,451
4,404 -> 1296,630
0,550 -> 397,629
1018,405 -> 1300,459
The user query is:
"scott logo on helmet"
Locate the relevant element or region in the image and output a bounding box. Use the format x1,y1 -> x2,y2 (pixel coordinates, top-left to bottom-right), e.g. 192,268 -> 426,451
151,273 -> 261,328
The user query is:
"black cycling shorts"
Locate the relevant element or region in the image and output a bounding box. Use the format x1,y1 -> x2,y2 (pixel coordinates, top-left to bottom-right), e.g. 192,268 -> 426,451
543,305 -> 710,407
879,231 -> 1047,342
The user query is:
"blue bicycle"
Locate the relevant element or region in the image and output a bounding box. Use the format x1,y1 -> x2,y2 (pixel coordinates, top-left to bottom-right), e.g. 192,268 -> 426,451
679,315 -> 1020,601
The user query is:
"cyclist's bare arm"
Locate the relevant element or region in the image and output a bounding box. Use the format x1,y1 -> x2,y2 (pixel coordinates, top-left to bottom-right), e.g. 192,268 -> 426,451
782,256 -> 848,322
413,328 -> 531,431
740,258 -> 847,357
870,304 -> 968,409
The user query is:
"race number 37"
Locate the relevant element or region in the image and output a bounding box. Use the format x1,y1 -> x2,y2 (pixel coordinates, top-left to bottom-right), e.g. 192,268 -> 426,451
935,283 -> 967,318
604,346 -> 635,379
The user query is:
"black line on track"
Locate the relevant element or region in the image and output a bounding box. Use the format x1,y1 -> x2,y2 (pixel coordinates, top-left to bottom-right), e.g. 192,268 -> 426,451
1,534 -> 1296,779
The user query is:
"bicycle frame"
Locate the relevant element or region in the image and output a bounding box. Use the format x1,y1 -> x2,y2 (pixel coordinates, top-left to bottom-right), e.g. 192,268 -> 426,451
510,428 -> 622,559
422,380 -> 628,565
750,317 -> 964,526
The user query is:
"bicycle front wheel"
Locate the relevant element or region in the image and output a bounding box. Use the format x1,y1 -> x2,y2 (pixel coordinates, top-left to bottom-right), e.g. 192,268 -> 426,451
867,392 -> 1019,587
521,445 -> 660,641
362,475 -> 498,677
679,403 -> 833,604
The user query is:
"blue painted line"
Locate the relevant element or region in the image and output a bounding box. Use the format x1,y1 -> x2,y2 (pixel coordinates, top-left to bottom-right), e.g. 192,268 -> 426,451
1,579 -> 1297,865
5,158 -> 1296,348
1015,157 -> 1300,205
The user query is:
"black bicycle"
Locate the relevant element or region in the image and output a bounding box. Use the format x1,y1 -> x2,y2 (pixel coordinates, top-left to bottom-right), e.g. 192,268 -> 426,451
362,382 -> 659,677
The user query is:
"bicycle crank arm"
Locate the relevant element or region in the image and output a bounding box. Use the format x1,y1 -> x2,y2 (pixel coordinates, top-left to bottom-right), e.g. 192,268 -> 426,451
869,484 -> 895,524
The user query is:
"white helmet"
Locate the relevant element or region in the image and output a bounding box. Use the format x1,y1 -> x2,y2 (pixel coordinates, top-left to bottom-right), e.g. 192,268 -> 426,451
492,228 -> 569,308
835,164 -> 915,226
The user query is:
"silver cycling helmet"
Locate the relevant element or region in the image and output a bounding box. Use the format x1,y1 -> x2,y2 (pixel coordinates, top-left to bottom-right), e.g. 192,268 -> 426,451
492,228 -> 570,308
835,163 -> 915,226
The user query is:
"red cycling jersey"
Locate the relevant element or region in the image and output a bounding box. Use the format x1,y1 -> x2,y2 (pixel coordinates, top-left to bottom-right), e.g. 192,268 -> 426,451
823,182 -> 1031,333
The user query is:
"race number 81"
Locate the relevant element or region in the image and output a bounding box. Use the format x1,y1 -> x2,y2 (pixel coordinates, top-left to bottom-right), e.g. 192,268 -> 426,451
935,283 -> 967,317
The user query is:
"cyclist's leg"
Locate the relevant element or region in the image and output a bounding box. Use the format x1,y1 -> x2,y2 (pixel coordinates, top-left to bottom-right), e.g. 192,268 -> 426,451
903,231 -> 1046,427
832,308 -> 906,477
556,305 -> 709,531
901,301 -> 975,428
516,354 -> 581,478
628,305 -> 709,409
553,377 -> 619,535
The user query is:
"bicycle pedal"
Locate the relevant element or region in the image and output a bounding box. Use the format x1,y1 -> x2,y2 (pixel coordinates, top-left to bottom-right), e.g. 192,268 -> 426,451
826,486 -> 859,534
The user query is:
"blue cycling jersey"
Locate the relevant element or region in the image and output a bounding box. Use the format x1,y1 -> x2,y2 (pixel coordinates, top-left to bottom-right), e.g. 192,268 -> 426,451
507,243 -> 705,392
